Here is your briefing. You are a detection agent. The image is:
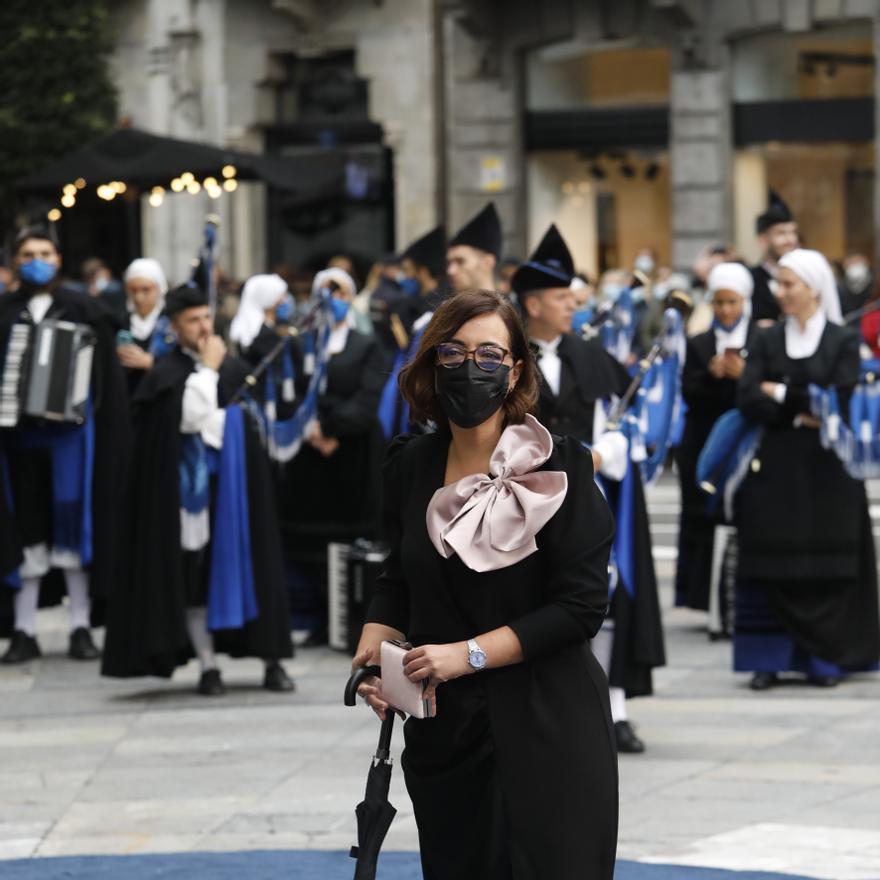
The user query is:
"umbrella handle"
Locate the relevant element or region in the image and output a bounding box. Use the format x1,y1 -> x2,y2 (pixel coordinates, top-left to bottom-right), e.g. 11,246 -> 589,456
344,665 -> 381,707
376,712 -> 395,761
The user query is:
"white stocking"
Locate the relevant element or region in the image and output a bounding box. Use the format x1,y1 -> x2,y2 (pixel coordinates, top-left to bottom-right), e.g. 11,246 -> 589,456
64,569 -> 91,632
13,577 -> 41,637
185,607 -> 217,673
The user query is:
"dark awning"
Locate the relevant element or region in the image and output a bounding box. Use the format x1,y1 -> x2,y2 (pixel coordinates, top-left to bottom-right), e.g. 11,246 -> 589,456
15,127 -> 345,196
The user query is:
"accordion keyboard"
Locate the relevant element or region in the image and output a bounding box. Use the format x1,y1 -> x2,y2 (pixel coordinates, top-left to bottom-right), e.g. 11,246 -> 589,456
0,324 -> 31,428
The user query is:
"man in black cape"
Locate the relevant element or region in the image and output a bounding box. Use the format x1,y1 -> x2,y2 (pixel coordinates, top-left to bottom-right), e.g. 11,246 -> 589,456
446,202 -> 502,292
750,191 -> 799,323
513,224 -> 666,754
101,283 -> 294,695
0,225 -> 131,663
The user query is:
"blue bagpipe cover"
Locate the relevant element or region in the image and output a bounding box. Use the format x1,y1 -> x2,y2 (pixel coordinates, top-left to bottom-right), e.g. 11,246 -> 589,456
695,408 -> 763,518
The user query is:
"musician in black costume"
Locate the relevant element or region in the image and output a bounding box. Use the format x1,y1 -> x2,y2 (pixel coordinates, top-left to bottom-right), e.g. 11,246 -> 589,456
749,193 -> 799,324
116,258 -> 173,397
675,262 -> 756,612
735,248 -> 879,690
280,276 -> 387,646
396,225 -> 449,335
101,283 -> 294,695
446,202 -> 502,293
513,224 -> 666,754
0,226 -> 131,663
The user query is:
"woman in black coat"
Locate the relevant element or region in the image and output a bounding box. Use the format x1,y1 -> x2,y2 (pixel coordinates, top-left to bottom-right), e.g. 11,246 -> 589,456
675,262 -> 755,611
734,249 -> 880,690
354,290 -> 618,879
115,258 -> 172,397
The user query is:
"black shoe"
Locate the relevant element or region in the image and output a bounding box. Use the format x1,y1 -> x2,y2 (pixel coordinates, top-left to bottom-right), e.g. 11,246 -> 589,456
197,668 -> 226,696
749,672 -> 778,691
68,627 -> 101,661
1,631 -> 41,664
808,674 -> 839,688
264,661 -> 296,692
615,720 -> 645,754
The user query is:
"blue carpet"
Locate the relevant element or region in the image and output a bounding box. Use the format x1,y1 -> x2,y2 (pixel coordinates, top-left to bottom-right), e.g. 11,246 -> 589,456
0,850 -> 818,879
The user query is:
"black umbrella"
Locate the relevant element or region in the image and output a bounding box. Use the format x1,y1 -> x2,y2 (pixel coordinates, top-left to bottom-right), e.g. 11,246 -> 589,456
344,665 -> 398,880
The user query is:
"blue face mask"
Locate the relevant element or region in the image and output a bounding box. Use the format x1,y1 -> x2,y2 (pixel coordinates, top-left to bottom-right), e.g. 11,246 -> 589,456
274,295 -> 293,323
399,277 -> 420,297
601,283 -> 623,303
19,258 -> 57,287
330,297 -> 350,323
712,316 -> 742,332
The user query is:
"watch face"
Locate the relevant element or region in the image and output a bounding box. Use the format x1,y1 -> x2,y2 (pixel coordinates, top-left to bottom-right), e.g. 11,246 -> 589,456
470,650 -> 487,669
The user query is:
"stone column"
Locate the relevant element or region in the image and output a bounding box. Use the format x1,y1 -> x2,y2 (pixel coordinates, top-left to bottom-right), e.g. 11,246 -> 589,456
441,10 -> 524,258
669,66 -> 733,272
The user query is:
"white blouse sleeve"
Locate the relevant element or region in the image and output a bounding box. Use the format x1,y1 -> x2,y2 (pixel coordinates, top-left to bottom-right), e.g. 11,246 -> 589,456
180,367 -> 226,449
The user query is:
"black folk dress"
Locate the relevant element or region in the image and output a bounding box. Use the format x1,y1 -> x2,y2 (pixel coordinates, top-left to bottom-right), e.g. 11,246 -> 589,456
674,327 -> 754,610
366,431 -> 619,880
733,322 -> 880,675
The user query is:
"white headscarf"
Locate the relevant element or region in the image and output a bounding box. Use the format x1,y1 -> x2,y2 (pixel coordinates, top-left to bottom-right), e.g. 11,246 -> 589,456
708,262 -> 754,353
230,274 -> 289,349
778,248 -> 843,325
708,262 -> 753,315
312,267 -> 356,299
123,258 -> 168,340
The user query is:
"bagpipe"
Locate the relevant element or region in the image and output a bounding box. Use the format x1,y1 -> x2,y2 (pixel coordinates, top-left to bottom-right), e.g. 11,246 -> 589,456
230,289 -> 336,463
601,305 -> 686,487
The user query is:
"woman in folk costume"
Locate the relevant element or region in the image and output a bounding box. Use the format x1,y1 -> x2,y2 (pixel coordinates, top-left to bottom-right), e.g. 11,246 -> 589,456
675,262 -> 756,612
229,273 -> 298,421
355,290 -> 618,879
116,258 -> 173,397
734,248 -> 880,689
280,269 -> 387,646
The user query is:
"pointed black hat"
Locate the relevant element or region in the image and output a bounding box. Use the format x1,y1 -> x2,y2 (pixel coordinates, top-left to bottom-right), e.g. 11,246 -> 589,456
510,224 -> 575,294
449,202 -> 502,259
402,225 -> 447,277
755,189 -> 794,234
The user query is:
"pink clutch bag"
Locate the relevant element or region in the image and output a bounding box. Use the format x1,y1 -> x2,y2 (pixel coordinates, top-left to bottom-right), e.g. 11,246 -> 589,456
379,640 -> 436,719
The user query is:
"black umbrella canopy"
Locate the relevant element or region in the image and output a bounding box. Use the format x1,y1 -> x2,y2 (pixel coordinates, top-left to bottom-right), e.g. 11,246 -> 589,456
15,127 -> 345,195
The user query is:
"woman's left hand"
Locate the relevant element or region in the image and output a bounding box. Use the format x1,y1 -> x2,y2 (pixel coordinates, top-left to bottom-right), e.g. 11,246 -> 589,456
403,642 -> 471,698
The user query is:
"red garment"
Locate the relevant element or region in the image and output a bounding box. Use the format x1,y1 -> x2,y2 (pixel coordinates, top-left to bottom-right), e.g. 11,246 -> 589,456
861,310 -> 880,358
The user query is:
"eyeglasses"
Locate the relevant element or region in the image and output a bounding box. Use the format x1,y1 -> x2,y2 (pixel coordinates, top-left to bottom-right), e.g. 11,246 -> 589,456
435,342 -> 509,372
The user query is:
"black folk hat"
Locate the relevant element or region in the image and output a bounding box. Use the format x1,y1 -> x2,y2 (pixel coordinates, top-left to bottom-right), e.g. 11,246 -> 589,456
511,224 -> 575,294
448,202 -> 502,260
402,225 -> 447,277
164,281 -> 209,317
756,190 -> 795,235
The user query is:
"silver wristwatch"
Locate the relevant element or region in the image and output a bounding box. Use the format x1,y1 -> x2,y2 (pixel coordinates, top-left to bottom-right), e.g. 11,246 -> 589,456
467,638 -> 487,671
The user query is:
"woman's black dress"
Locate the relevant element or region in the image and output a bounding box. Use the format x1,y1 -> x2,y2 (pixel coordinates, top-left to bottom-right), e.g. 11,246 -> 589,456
366,431 -> 619,879
674,327 -> 753,610
733,322 -> 880,674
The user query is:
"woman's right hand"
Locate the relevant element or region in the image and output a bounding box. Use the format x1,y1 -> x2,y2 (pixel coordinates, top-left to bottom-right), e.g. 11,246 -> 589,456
352,646 -> 404,722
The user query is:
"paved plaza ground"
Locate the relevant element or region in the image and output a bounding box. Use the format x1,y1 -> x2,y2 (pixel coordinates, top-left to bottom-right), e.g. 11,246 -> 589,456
1,479 -> 878,878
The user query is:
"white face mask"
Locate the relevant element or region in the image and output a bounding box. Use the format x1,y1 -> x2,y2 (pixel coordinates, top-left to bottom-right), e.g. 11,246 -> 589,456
846,263 -> 870,287
601,282 -> 624,303
634,254 -> 655,275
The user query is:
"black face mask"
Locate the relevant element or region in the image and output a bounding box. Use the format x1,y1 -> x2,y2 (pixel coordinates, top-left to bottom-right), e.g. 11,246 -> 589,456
435,360 -> 510,429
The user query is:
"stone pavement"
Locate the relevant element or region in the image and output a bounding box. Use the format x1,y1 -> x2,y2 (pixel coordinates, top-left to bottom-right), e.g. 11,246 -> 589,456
1,478 -> 879,878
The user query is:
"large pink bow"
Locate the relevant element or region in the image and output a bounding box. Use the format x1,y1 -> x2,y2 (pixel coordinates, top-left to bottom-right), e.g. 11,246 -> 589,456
426,414 -> 568,572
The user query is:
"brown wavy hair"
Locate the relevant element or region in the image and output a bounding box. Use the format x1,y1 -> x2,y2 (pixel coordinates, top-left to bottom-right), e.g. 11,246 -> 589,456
399,289 -> 539,426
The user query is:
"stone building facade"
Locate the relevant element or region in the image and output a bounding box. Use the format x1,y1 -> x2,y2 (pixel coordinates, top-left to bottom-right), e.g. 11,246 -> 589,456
108,0 -> 880,282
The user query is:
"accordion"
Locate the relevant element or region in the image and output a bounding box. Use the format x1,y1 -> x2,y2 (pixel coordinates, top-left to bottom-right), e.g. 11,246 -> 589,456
328,539 -> 389,654
0,320 -> 96,427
